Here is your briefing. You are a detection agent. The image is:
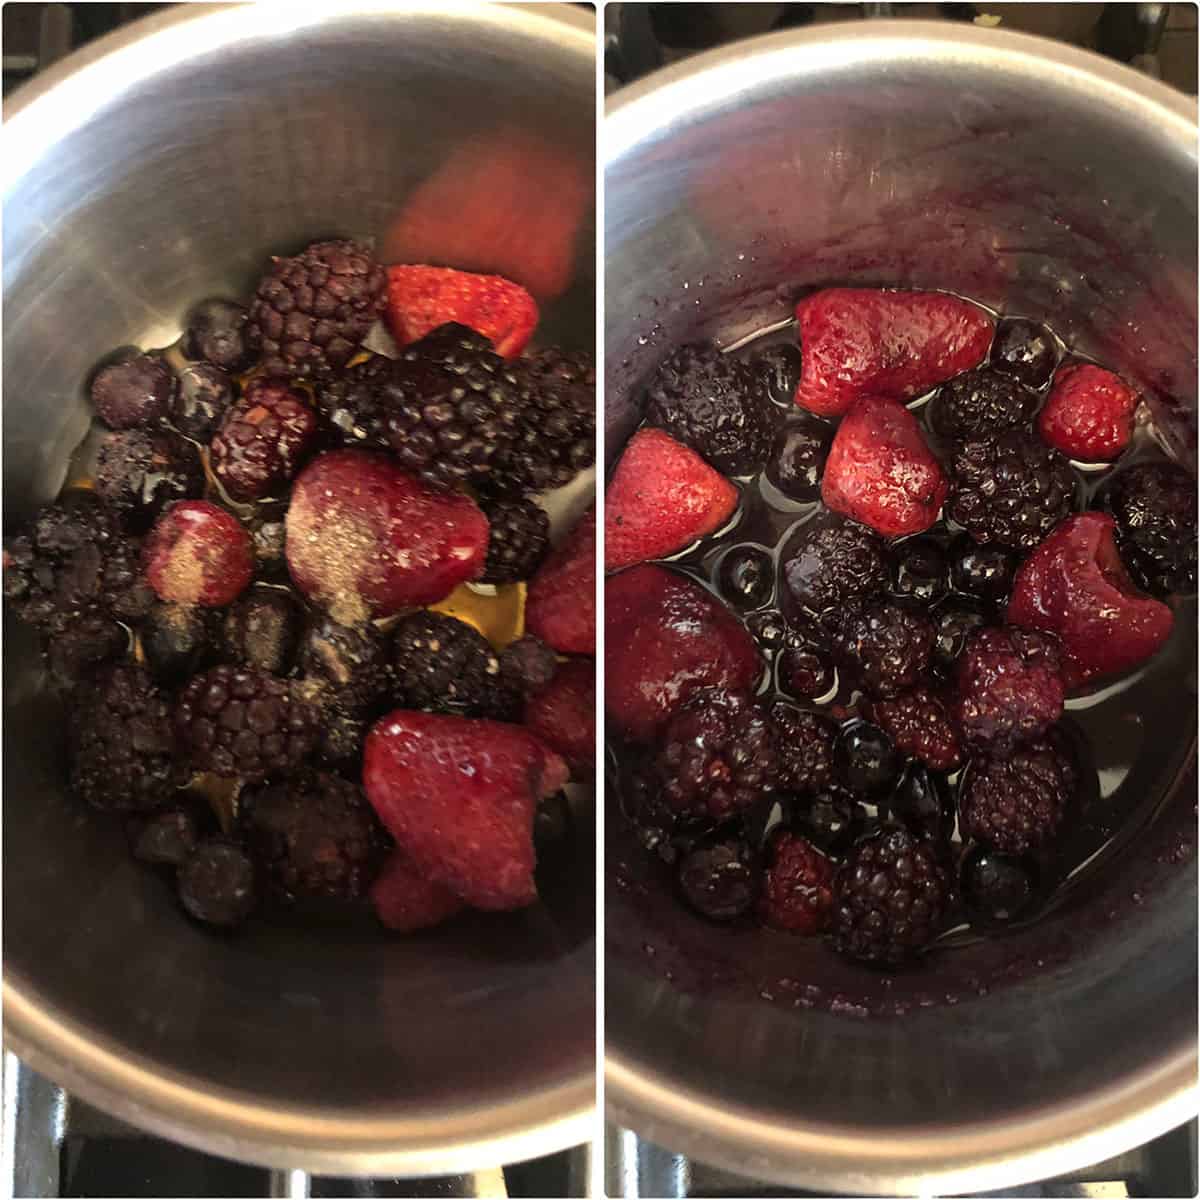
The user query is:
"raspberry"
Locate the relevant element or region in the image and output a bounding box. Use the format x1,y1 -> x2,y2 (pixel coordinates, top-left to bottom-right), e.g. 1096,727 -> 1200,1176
829,828 -> 949,964
499,635 -> 559,696
765,422 -> 830,500
989,317 -> 1060,389
869,688 -> 963,771
947,431 -> 1075,551
241,768 -> 385,900
183,299 -> 254,373
141,601 -> 215,683
389,611 -> 508,718
644,343 -> 776,475
220,589 -> 302,674
175,665 -> 317,781
3,494 -> 154,634
1038,364 -> 1136,462
960,736 -> 1076,853
656,688 -> 776,820
929,367 -> 1039,440
953,625 -> 1064,749
832,598 -> 935,698
759,830 -> 835,934
211,376 -> 318,501
247,239 -> 386,379
770,702 -> 836,794
70,664 -> 177,811
780,518 -> 890,621
677,833 -> 760,921
1104,461 -> 1197,597
481,498 -> 550,583
91,353 -> 176,429
835,721 -> 901,794
177,838 -> 257,928
94,430 -> 204,531
142,500 -> 254,607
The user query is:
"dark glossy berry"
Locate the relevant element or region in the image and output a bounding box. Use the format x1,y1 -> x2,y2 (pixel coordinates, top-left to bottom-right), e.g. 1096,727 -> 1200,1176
765,423 -> 830,500
930,367 -> 1039,440
961,845 -> 1038,924
211,376 -> 317,501
832,598 -> 935,698
1104,460 -> 1198,597
142,602 -> 215,683
800,784 -> 865,859
755,342 -> 804,407
931,603 -> 990,677
644,343 -> 776,475
657,688 -> 776,819
777,623 -> 835,700
183,299 -> 254,373
296,617 -> 389,715
91,353 -> 176,430
780,518 -> 890,620
131,807 -> 201,866
45,612 -> 128,690
835,721 -> 900,794
481,498 -> 550,583
758,829 -> 835,934
890,538 -> 949,608
221,589 -> 302,674
989,317 -> 1060,389
315,710 -> 368,767
178,838 -> 257,928
771,702 -> 836,795
830,828 -> 949,965
94,430 -> 204,531
746,608 -> 788,654
947,431 -> 1075,551
949,536 -> 1015,604
171,362 -> 235,441
389,611 -> 505,717
677,834 -> 760,921
870,687 -> 962,772
889,762 -> 952,843
716,545 -> 774,610
247,239 -> 386,380
499,635 -> 559,696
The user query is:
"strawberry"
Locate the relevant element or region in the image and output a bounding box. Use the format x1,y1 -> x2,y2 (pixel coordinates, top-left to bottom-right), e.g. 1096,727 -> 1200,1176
285,449 -> 487,624
820,395 -> 949,537
794,288 -> 993,418
385,265 -> 537,358
370,848 -> 466,933
363,711 -> 568,911
142,500 -> 253,607
525,505 -> 595,655
605,428 -> 738,571
524,658 -> 594,772
1037,363 -> 1138,462
606,564 -> 762,742
1007,512 -> 1174,690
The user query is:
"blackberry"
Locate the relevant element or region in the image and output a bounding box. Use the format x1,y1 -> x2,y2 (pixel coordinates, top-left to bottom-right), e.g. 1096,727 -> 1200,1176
221,589 -> 303,674
644,343 -> 776,475
178,838 -> 257,928
990,317 -> 1060,389
94,429 -> 204,531
758,829 -> 835,934
130,806 -> 201,866
297,617 -> 389,715
677,833 -> 760,921
869,688 -> 962,772
770,702 -> 836,795
45,612 -> 128,690
832,598 -> 935,698
835,722 -> 900,795
716,545 -> 774,611
499,635 -> 559,696
70,664 -> 177,811
1104,461 -> 1198,597
961,845 -> 1039,925
183,299 -> 254,374
780,518 -> 890,621
947,431 -> 1075,551
211,376 -> 317,501
765,422 -> 830,500
171,363 -> 235,442
480,498 -> 550,583
315,353 -> 394,448
890,538 -> 949,609
389,611 -> 505,717
929,367 -> 1039,440
960,736 -> 1076,854
3,494 -> 154,634
174,665 -> 317,781
382,324 -> 523,489
829,828 -> 949,965
949,536 -> 1015,604
141,602 -> 215,683
247,239 -> 386,380
90,353 -> 176,430
241,768 -> 384,900
482,346 -> 596,497
754,343 -> 804,408
930,603 -> 990,677
889,762 -> 953,843
657,688 -> 775,820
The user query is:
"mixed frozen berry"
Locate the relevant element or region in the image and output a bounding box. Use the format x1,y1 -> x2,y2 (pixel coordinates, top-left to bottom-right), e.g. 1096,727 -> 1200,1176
5,240 -> 595,934
610,284 -> 1190,969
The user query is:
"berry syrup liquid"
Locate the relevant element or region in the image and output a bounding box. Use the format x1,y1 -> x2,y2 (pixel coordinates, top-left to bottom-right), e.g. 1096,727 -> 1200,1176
613,296 -> 1197,962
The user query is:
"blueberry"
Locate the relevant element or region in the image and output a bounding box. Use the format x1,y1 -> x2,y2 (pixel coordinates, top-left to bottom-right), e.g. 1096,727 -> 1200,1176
961,845 -> 1038,925
142,601 -> 214,684
677,834 -> 759,921
778,637 -> 834,700
131,807 -> 200,866
177,838 -> 257,928
931,603 -> 989,676
746,608 -> 788,653
172,362 -> 234,442
800,785 -> 864,859
990,317 -> 1059,389
835,722 -> 900,794
717,545 -> 774,610
891,538 -> 949,608
90,353 -> 177,430
950,537 -> 1015,604
766,423 -> 830,500
221,588 -> 303,674
183,299 -> 254,373
755,343 -> 804,407
889,761 -> 952,842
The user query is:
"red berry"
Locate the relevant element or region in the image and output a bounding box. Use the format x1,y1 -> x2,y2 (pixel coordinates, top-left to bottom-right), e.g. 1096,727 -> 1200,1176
524,659 -> 595,773
370,848 -> 465,933
525,505 -> 595,656
870,687 -> 963,771
143,500 -> 253,607
285,449 -> 488,623
1007,512 -> 1174,690
821,395 -> 949,537
759,830 -> 835,935
1037,364 -> 1137,462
